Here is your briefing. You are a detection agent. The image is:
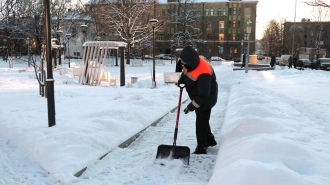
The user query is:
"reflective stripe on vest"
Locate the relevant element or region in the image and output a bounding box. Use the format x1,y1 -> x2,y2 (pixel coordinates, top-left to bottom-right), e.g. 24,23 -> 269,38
184,57 -> 213,81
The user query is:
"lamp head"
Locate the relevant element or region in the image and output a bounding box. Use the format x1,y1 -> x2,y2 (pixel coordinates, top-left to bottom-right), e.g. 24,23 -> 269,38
80,24 -> 87,31
149,19 -> 158,27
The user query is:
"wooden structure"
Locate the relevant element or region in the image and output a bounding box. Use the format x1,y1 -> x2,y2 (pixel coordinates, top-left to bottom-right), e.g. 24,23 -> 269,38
78,41 -> 126,86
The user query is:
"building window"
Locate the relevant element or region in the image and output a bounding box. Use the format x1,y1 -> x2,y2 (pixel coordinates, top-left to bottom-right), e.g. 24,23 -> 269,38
158,35 -> 164,40
223,8 -> 226,15
237,8 -> 240,15
207,21 -> 212,28
206,47 -> 211,54
74,52 -> 80,56
233,20 -> 236,28
218,8 -> 222,16
219,33 -> 224,41
232,33 -> 236,40
233,7 -> 237,15
219,21 -> 224,29
207,34 -> 212,40
238,21 -> 240,28
218,46 -> 224,54
244,33 -> 248,41
210,9 -> 214,16
230,47 -> 233,54
195,21 -> 200,28
206,9 -> 209,16
233,47 -> 237,53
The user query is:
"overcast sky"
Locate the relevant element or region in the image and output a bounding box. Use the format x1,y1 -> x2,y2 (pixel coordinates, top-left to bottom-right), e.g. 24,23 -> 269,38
256,0 -> 322,39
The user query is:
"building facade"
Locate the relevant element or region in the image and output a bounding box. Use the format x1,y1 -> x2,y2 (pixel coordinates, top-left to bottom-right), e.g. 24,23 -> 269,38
283,20 -> 330,58
84,0 -> 257,60
156,0 -> 257,60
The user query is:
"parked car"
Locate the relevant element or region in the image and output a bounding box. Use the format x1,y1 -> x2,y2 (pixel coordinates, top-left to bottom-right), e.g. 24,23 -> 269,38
143,55 -> 152,59
310,59 -> 320,70
233,57 -> 241,62
164,54 -> 175,60
155,54 -> 171,60
279,55 -> 292,66
297,59 -> 311,68
275,57 -> 280,65
210,56 -> 224,61
318,58 -> 330,70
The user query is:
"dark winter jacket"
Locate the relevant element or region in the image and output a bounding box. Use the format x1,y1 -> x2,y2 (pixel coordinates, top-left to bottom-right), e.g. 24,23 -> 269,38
270,56 -> 275,67
179,46 -> 218,111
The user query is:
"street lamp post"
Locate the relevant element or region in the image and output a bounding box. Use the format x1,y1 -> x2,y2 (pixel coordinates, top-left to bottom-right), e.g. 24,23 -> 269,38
80,24 -> 88,43
149,18 -> 158,88
26,38 -> 30,67
3,38 -> 7,62
246,20 -> 252,73
317,41 -> 323,59
65,33 -> 71,68
56,30 -> 63,66
241,39 -> 243,62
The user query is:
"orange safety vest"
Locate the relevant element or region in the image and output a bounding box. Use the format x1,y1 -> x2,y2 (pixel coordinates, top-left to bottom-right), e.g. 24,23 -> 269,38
183,57 -> 213,81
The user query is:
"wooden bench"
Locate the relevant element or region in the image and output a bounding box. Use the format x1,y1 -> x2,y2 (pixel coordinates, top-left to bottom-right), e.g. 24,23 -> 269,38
163,72 -> 182,85
156,60 -> 165,65
101,72 -> 111,81
131,60 -> 143,67
70,62 -> 80,78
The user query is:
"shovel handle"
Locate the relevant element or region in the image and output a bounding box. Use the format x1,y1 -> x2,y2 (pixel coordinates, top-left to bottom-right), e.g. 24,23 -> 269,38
173,86 -> 184,146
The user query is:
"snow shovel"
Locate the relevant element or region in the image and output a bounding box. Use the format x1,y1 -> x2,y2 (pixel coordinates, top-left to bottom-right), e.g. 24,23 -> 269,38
155,85 -> 190,166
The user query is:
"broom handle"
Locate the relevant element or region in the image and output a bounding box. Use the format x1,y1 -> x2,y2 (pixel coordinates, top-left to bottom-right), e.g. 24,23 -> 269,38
173,86 -> 184,146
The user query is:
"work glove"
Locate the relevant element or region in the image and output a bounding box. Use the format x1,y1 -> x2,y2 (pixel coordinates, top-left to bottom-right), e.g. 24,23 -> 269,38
184,107 -> 192,114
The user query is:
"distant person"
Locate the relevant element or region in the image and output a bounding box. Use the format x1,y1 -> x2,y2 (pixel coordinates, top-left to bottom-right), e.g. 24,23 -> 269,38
270,56 -> 275,67
288,56 -> 293,68
293,56 -> 298,68
241,53 -> 246,68
177,46 -> 218,154
175,59 -> 183,72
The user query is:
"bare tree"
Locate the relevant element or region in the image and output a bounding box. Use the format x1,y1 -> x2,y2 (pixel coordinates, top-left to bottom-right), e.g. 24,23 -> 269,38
260,19 -> 283,57
168,0 -> 201,49
305,0 -> 330,8
86,0 -> 165,64
304,1 -> 330,58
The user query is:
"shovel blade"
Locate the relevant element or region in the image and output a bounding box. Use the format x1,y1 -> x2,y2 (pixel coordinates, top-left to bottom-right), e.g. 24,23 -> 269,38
155,144 -> 190,165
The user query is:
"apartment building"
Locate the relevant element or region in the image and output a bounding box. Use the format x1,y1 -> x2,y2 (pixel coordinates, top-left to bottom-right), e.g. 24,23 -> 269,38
155,0 -> 257,59
283,19 -> 330,58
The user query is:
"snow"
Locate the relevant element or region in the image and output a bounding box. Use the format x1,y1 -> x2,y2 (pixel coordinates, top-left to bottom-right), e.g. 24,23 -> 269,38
0,57 -> 329,185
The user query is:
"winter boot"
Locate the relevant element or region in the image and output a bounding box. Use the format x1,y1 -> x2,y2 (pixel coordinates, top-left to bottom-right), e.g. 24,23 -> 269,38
207,135 -> 217,147
192,146 -> 207,154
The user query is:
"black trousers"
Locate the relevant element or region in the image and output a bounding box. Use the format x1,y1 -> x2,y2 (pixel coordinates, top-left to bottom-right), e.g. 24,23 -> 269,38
195,108 -> 213,148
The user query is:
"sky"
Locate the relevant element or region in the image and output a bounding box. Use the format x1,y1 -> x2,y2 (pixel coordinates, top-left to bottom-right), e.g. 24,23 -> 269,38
256,0 -> 319,39
0,55 -> 329,185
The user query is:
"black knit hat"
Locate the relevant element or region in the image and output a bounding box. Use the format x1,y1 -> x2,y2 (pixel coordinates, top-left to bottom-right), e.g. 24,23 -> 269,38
179,46 -> 200,71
